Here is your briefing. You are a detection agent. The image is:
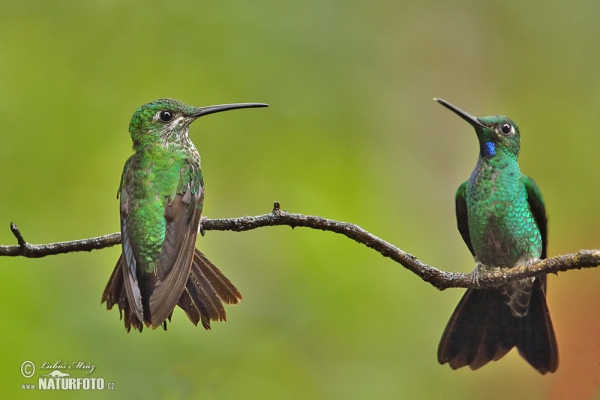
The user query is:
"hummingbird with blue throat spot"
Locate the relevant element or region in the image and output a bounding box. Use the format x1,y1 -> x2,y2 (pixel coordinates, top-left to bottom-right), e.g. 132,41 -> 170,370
435,98 -> 558,374
102,98 -> 268,331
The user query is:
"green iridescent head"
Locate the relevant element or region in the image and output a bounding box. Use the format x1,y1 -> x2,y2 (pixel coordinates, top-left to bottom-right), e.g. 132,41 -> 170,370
128,98 -> 269,149
435,98 -> 521,159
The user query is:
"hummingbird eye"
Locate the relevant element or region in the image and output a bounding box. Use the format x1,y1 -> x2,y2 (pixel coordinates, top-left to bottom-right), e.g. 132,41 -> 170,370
158,111 -> 173,122
500,123 -> 512,135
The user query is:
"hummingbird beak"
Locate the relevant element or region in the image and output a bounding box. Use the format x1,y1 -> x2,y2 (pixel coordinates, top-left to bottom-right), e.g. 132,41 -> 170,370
434,98 -> 486,129
191,103 -> 269,119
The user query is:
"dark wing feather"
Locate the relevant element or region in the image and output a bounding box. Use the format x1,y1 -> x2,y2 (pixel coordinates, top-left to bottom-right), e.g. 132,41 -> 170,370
102,157 -> 144,331
120,215 -> 144,323
523,175 -> 547,259
148,188 -> 201,328
455,181 -> 474,256
117,165 -> 144,325
102,255 -> 144,332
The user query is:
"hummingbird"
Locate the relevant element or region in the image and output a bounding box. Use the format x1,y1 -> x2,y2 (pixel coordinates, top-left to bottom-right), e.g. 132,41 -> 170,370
102,98 -> 268,331
435,98 -> 558,374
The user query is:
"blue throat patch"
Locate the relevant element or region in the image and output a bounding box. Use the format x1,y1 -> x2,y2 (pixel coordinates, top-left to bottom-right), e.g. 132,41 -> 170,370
481,141 -> 496,157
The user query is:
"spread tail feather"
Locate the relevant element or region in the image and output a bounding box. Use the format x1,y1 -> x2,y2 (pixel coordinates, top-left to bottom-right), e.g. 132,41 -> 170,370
193,249 -> 242,305
102,250 -> 242,332
438,277 -> 558,374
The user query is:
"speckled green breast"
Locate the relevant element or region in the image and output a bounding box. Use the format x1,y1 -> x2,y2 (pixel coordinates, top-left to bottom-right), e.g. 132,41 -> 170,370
466,157 -> 542,268
125,146 -> 192,271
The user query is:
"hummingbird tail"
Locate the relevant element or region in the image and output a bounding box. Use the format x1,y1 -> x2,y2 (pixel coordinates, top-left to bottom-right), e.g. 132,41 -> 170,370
437,277 -> 557,374
103,251 -> 242,332
515,277 -> 558,374
193,249 -> 243,305
177,249 -> 243,330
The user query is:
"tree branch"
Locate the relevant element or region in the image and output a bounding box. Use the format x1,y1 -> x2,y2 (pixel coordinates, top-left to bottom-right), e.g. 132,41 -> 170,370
1,202 -> 597,290
3,222 -> 121,258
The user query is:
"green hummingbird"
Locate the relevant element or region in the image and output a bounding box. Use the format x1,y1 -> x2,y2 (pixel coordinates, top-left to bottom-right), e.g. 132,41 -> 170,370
102,98 -> 268,331
435,98 -> 558,374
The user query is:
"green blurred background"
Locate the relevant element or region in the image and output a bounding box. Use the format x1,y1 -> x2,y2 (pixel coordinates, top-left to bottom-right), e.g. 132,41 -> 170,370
1,1 -> 599,399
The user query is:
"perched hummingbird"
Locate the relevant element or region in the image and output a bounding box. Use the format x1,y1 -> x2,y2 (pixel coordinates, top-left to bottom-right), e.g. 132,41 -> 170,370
435,98 -> 558,374
102,98 -> 268,331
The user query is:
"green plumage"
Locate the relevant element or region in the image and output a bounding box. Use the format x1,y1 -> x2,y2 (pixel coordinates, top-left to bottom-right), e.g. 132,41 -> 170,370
120,143 -> 202,269
102,98 -> 267,331
435,99 -> 558,374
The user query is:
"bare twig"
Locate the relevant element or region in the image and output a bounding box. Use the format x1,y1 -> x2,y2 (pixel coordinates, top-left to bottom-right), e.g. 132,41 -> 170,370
2,223 -> 121,258
1,202 -> 597,290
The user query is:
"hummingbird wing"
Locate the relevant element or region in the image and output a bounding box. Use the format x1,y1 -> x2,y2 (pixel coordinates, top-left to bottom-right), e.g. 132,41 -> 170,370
147,174 -> 204,329
455,181 -> 475,256
118,159 -> 145,325
102,156 -> 145,331
523,175 -> 547,259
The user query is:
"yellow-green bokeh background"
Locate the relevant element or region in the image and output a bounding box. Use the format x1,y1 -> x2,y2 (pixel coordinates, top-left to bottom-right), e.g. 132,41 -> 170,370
1,1 -> 600,399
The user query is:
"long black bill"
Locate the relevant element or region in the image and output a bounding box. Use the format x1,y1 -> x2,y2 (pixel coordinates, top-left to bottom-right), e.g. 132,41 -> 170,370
434,98 -> 486,128
192,103 -> 269,118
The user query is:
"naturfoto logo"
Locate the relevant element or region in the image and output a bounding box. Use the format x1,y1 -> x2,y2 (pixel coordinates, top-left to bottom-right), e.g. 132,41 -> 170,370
20,360 -> 115,391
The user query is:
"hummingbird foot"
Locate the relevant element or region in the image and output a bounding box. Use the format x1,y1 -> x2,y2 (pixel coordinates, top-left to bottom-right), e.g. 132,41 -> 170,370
471,262 -> 485,288
524,257 -> 540,271
199,217 -> 206,237
519,256 -> 541,282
